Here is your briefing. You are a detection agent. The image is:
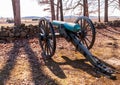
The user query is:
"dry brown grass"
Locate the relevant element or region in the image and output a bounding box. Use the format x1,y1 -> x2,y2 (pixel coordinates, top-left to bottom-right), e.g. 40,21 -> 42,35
0,19 -> 39,27
0,19 -> 120,84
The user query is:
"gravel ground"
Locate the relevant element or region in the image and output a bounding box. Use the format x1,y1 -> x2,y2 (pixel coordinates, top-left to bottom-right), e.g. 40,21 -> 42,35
0,27 -> 120,85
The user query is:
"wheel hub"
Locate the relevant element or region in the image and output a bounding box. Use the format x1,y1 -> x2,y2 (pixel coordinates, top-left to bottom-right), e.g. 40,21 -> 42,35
78,30 -> 87,39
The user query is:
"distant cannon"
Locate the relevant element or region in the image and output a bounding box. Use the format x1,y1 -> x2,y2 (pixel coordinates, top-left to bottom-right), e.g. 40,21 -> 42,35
38,16 -> 116,79
32,19 -> 39,21
6,19 -> 14,23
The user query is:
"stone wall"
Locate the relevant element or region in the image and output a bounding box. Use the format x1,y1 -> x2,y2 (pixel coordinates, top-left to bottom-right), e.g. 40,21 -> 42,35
0,20 -> 120,42
94,20 -> 120,29
0,24 -> 40,42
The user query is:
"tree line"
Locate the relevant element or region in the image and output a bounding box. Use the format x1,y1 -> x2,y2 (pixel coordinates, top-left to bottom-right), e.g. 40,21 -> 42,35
38,0 -> 120,22
11,0 -> 120,26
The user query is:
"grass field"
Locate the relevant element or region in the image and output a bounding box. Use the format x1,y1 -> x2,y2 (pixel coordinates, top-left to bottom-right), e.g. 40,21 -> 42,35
0,18 -> 120,85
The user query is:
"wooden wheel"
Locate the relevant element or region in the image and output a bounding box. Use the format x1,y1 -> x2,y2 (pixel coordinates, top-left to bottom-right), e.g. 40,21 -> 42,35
75,16 -> 96,49
38,18 -> 56,58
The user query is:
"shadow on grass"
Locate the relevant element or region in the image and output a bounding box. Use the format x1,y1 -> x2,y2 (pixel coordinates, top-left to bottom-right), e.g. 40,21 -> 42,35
0,40 -> 21,84
53,56 -> 116,79
97,30 -> 117,40
24,39 -> 57,85
56,56 -> 100,78
42,55 -> 102,78
43,59 -> 66,79
105,27 -> 120,34
0,39 -> 58,85
96,27 -> 120,41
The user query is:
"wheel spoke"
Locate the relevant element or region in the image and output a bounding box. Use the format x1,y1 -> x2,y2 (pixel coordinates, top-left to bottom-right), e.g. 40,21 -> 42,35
86,34 -> 92,37
85,37 -> 91,43
47,41 -> 52,55
81,19 -> 83,28
42,20 -> 45,28
75,16 -> 96,49
39,18 -> 56,58
45,42 -> 48,54
83,39 -> 89,48
85,27 -> 91,32
48,39 -> 53,49
85,23 -> 89,29
46,42 -> 50,55
83,20 -> 86,29
81,39 -> 85,44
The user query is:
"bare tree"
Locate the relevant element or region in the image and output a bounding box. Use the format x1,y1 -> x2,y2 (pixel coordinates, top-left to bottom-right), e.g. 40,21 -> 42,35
38,0 -> 55,20
119,0 -> 120,8
60,0 -> 64,21
38,0 -> 120,22
39,0 -> 49,3
83,0 -> 89,17
104,0 -> 108,22
38,0 -> 64,20
56,0 -> 60,20
64,0 -> 89,17
56,0 -> 64,21
98,0 -> 101,22
50,0 -> 55,20
112,0 -> 120,8
12,0 -> 21,26
64,0 -> 83,15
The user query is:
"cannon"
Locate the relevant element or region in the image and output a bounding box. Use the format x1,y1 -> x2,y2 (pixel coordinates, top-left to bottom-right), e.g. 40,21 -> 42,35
38,16 -> 116,79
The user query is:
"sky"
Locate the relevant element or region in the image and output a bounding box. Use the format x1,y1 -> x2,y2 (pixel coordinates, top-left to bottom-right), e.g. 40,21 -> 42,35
0,0 -> 120,18
0,0 -> 49,18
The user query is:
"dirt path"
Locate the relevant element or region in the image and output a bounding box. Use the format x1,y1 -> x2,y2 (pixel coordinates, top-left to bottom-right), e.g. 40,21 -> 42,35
0,27 -> 120,85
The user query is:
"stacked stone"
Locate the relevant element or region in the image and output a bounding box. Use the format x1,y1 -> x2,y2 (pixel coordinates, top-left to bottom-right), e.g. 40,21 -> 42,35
94,20 -> 120,29
0,24 -> 40,41
94,22 -> 107,29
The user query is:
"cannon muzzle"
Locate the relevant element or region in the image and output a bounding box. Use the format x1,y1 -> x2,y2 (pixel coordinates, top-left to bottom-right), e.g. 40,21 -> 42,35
52,20 -> 80,32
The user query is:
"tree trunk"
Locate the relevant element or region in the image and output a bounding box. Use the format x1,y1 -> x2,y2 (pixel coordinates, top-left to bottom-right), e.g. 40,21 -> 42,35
83,0 -> 89,17
60,0 -> 64,21
50,0 -> 55,20
98,0 -> 101,22
119,0 -> 120,9
104,0 -> 108,22
12,0 -> 21,26
56,0 -> 60,20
